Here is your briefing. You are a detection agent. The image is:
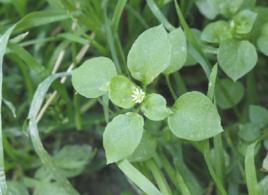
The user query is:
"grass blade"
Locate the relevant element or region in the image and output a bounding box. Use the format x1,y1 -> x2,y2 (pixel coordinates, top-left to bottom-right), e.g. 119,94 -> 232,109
15,10 -> 74,32
118,160 -> 162,195
27,72 -> 79,195
146,0 -> 175,31
173,0 -> 211,78
245,141 -> 260,195
112,0 -> 127,32
0,25 -> 16,195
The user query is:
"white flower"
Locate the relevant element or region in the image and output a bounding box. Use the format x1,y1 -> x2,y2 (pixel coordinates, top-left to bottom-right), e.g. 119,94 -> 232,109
131,88 -> 145,104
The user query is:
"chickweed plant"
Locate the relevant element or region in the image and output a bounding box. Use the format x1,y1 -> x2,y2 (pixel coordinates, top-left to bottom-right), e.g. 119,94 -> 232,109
0,0 -> 268,194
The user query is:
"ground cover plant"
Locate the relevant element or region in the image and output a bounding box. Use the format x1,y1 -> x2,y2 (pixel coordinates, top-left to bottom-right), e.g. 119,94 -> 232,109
0,0 -> 268,194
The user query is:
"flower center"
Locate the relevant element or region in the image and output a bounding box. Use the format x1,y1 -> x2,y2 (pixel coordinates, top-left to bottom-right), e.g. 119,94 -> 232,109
131,88 -> 145,104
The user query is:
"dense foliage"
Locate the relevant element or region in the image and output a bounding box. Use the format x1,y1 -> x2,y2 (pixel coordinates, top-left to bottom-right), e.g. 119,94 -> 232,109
1,0 -> 268,194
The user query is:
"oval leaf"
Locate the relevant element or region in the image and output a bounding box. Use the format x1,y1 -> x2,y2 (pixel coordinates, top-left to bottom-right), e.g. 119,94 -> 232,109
72,57 -> 117,98
218,39 -> 257,81
257,22 -> 268,56
168,91 -> 223,141
215,79 -> 244,109
141,93 -> 171,121
103,112 -> 144,164
108,75 -> 144,109
233,9 -> 257,35
201,20 -> 232,43
128,131 -> 157,162
164,28 -> 187,75
127,25 -> 171,85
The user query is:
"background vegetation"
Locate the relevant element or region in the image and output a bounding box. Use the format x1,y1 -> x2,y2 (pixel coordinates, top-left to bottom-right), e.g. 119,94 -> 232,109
0,0 -> 268,194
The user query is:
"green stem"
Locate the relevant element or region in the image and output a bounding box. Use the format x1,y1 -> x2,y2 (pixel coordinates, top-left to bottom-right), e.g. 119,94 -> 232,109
159,153 -> 191,195
146,0 -> 175,31
73,94 -> 82,130
172,72 -> 187,94
203,142 -> 227,195
165,75 -> 177,100
146,159 -> 172,195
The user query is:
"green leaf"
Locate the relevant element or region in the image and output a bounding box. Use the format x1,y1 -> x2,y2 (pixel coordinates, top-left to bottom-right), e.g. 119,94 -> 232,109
233,9 -> 257,34
128,131 -> 157,162
195,0 -> 219,19
15,10 -> 73,32
141,93 -> 171,121
201,21 -> 232,43
127,25 -> 171,85
215,79 -> 244,109
211,0 -> 244,17
27,73 -> 79,195
207,64 -> 218,100
0,25 -> 16,195
108,75 -> 142,109
238,123 -> 261,142
249,105 -> 268,128
168,91 -> 223,141
262,154 -> 268,171
72,57 -> 117,98
103,112 -> 144,164
257,35 -> 268,56
118,160 -> 162,195
164,28 -> 187,75
258,176 -> 268,195
218,39 -> 257,81
245,141 -> 260,195
257,23 -> 268,56
36,145 -> 95,179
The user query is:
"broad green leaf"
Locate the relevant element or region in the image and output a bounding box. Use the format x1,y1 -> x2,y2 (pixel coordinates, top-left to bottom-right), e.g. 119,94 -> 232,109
103,112 -> 144,164
195,0 -> 218,19
215,79 -> 244,109
108,75 -> 142,109
164,28 -> 187,75
128,131 -> 157,162
168,91 -> 223,141
249,105 -> 268,128
218,39 -> 257,81
127,25 -> 171,85
211,0 -> 243,17
72,57 -> 117,98
141,93 -> 171,121
201,21 -> 232,43
238,123 -> 261,142
233,9 -> 257,34
257,35 -> 268,56
257,23 -> 268,56
262,154 -> 268,171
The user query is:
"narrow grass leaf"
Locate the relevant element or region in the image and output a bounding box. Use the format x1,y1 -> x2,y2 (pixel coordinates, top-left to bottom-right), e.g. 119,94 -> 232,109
27,72 -> 79,195
118,160 -> 162,195
245,141 -> 260,195
0,25 -> 16,195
